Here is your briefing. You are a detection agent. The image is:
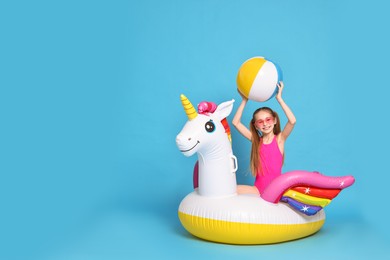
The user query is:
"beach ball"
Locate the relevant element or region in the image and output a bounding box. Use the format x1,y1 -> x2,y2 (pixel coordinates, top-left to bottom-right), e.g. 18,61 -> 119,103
236,57 -> 283,102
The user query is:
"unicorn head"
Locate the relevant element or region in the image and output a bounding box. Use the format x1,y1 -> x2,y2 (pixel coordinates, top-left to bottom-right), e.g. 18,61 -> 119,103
176,95 -> 237,197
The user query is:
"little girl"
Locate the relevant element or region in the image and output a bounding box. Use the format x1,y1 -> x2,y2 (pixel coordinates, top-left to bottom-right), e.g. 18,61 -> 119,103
232,81 -> 296,195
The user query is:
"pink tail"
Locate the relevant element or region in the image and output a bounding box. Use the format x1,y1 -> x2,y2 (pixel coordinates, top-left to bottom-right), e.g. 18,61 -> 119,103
262,170 -> 355,203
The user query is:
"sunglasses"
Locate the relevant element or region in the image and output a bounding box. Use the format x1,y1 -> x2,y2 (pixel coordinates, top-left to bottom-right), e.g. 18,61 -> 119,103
254,117 -> 274,127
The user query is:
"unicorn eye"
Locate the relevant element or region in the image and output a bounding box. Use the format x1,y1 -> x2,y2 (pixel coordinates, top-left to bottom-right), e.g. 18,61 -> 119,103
205,120 -> 215,133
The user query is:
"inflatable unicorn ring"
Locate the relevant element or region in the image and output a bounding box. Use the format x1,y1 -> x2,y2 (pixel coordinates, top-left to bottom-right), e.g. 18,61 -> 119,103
175,95 -> 355,244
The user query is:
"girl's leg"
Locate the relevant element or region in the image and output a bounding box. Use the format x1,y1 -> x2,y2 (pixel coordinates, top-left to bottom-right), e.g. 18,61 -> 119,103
237,185 -> 260,195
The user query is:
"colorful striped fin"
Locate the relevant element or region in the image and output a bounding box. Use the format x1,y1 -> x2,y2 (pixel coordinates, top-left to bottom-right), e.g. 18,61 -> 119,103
281,197 -> 322,216
291,186 -> 341,200
283,190 -> 331,208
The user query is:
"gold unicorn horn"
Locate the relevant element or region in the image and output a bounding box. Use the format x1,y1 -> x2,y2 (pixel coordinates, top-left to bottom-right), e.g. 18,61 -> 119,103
181,94 -> 198,120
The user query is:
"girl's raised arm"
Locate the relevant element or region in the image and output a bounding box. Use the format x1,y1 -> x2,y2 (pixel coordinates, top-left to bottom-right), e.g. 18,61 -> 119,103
276,81 -> 296,141
232,90 -> 252,141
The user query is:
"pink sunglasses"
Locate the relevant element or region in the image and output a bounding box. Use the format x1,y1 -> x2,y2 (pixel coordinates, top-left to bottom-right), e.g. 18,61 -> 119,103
254,117 -> 274,127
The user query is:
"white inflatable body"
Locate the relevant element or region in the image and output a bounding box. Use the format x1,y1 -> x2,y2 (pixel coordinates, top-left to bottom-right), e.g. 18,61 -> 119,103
179,191 -> 325,244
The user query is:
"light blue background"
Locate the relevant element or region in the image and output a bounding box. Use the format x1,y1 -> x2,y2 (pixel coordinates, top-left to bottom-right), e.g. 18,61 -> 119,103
1,0 -> 389,259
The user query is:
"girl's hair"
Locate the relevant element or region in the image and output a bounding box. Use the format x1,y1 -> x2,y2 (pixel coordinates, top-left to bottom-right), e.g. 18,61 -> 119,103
249,107 -> 282,177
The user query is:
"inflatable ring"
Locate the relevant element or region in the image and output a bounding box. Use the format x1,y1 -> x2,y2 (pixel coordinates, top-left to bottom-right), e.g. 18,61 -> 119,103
176,95 -> 354,244
179,192 -> 325,244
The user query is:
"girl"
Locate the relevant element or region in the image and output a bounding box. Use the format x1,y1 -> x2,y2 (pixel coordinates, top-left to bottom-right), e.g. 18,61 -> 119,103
232,81 -> 296,195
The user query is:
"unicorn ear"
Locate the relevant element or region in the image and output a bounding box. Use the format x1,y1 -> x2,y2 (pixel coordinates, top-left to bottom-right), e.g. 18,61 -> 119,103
214,99 -> 235,120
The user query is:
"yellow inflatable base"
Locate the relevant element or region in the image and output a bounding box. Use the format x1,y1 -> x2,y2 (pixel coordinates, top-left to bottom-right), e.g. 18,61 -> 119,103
178,211 -> 325,244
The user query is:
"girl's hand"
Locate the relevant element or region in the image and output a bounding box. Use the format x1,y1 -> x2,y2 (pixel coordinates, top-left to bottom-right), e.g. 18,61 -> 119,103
276,81 -> 284,101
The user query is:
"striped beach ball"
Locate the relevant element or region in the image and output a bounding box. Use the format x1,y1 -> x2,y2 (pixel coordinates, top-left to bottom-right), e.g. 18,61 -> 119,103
236,57 -> 283,102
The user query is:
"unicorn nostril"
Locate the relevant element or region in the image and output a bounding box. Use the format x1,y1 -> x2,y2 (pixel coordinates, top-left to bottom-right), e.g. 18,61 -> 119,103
188,137 -> 191,141
176,135 -> 183,144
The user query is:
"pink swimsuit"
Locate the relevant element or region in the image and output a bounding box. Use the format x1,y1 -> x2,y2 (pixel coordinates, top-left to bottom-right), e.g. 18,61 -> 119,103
254,135 -> 283,194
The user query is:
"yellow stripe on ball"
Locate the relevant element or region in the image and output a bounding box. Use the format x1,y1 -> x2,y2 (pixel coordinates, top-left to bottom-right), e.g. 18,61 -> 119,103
236,57 -> 266,98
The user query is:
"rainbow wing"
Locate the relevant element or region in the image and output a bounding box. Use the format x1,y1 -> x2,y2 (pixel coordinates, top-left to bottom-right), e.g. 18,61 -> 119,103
280,197 -> 323,216
261,171 -> 355,216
